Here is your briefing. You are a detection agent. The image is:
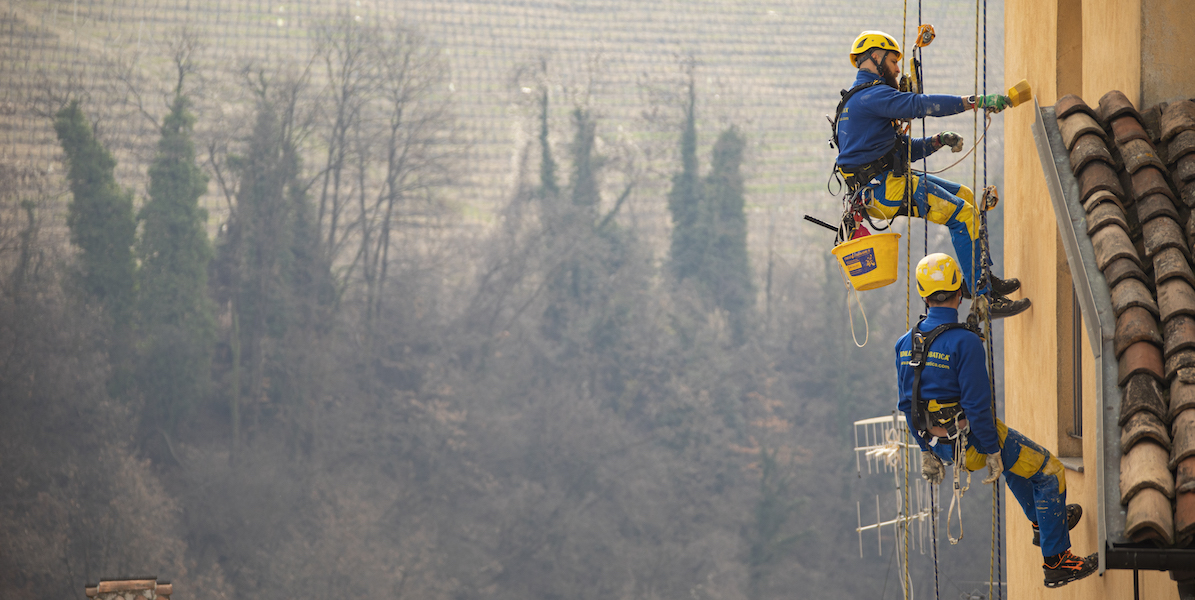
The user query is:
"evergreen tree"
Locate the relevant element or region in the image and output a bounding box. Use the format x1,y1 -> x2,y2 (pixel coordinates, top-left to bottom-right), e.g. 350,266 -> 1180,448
569,108 -> 600,215
537,87 -> 559,199
213,78 -> 327,448
667,75 -> 705,283
54,101 -> 137,326
137,95 -> 216,430
703,126 -> 753,343
53,100 -> 137,392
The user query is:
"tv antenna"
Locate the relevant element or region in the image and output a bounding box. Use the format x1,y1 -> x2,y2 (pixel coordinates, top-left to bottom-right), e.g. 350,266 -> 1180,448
853,413 -> 938,594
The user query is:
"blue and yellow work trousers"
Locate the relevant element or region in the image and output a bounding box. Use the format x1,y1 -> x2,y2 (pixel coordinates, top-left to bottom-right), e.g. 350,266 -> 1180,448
934,420 -> 1071,557
863,171 -> 984,294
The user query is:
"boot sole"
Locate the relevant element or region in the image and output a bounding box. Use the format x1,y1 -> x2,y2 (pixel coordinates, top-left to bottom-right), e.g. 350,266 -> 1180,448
1044,566 -> 1096,588
991,300 -> 1031,320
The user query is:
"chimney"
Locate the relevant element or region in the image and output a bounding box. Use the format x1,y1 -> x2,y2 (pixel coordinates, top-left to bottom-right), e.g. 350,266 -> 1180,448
85,579 -> 173,600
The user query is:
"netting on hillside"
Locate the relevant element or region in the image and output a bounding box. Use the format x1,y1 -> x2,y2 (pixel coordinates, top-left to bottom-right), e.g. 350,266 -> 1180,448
0,0 -> 1004,271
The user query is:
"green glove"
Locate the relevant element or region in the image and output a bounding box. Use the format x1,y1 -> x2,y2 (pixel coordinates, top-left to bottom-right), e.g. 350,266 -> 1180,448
937,131 -> 964,153
976,94 -> 1011,113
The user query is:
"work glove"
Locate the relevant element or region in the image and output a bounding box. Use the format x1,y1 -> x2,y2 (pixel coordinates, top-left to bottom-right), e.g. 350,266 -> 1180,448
921,451 -> 945,485
975,94 -> 1012,113
937,131 -> 964,153
982,452 -> 1004,484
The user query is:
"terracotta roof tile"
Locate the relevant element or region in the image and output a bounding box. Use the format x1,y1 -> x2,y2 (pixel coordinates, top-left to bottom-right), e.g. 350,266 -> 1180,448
1166,349 -> 1195,381
1121,372 -> 1169,425
1099,90 -> 1141,123
1102,256 -> 1148,288
1050,93 -> 1195,551
1158,279 -> 1195,323
1130,166 -> 1176,202
1112,114 -> 1151,146
1117,305 -> 1164,357
1179,456 -> 1195,494
1122,411 -> 1172,453
1093,225 -> 1140,270
1160,100 -> 1195,143
1112,277 -> 1159,317
1176,490 -> 1195,547
1172,373 -> 1195,420
1079,161 -> 1127,203
1175,155 -> 1195,184
1181,181 -> 1195,208
1125,487 -> 1176,546
1057,94 -> 1099,120
1060,112 -> 1106,150
1168,130 -> 1195,165
1143,216 -> 1186,259
1122,138 -> 1167,174
1164,314 -> 1195,359
1071,134 -> 1116,172
1119,340 -> 1165,385
1121,440 -> 1176,502
1154,247 -> 1195,287
1137,192 -> 1180,223
1171,408 -> 1195,469
1084,188 -> 1126,213
1086,202 -> 1129,236
1142,103 -> 1167,143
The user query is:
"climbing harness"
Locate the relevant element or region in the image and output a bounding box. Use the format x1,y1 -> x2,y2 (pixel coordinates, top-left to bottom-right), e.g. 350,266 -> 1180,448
907,319 -> 973,441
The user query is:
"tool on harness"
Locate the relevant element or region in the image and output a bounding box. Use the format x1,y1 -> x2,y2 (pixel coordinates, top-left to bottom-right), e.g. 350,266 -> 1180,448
909,320 -> 974,445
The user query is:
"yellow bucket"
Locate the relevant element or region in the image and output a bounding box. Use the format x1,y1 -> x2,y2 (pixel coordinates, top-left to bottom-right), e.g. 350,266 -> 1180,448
831,232 -> 902,291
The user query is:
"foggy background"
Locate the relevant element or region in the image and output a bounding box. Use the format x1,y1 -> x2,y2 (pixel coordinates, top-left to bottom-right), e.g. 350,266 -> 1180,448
0,1 -> 1014,598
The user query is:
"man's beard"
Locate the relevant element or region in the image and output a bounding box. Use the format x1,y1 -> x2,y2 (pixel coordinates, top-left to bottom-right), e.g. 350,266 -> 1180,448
882,69 -> 899,89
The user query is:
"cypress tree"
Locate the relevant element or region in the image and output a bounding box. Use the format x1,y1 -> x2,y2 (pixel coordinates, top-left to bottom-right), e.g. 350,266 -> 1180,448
54,100 -> 137,326
537,87 -> 559,199
569,108 -> 600,215
667,76 -> 705,283
137,95 -> 216,429
54,100 -> 137,393
214,81 -> 326,444
703,126 -> 753,343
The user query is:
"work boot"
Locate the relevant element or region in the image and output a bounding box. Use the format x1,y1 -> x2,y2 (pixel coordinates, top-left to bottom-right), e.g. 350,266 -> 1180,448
990,296 -> 1031,320
1032,504 -> 1083,546
990,274 -> 1021,296
1043,549 -> 1097,588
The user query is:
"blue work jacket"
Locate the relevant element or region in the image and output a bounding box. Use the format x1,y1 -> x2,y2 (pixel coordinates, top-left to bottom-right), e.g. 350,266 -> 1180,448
895,307 -> 1000,455
836,71 -> 969,169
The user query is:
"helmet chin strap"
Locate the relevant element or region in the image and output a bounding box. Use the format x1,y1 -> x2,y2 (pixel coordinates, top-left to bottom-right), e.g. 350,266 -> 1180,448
863,49 -> 896,87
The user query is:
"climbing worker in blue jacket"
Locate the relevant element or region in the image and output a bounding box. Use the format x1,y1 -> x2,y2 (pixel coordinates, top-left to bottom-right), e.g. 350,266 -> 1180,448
834,30 -> 1029,319
896,253 -> 1096,588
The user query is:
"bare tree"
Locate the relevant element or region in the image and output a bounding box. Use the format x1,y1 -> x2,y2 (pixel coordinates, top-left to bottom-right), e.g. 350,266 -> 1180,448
312,16 -> 461,331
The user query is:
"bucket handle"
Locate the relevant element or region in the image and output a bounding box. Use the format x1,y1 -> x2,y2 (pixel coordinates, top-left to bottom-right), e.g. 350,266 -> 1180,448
835,259 -> 870,348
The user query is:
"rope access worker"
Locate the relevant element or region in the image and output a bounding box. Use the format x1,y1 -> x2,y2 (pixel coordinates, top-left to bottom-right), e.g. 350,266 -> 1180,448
897,253 -> 1096,588
833,31 -> 1029,319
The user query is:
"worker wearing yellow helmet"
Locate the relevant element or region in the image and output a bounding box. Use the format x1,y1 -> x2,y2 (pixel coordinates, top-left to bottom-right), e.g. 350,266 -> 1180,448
897,254 -> 1094,588
831,31 -> 1028,319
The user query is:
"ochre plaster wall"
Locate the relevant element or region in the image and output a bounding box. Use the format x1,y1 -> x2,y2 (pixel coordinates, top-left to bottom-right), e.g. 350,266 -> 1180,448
1004,0 -> 1179,598
1003,0 -> 1064,594
1081,0 -> 1141,104
1141,0 -> 1195,107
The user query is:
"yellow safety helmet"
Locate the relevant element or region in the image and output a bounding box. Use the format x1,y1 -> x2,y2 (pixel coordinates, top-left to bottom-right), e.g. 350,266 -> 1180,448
915,253 -> 963,298
849,31 -> 902,68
